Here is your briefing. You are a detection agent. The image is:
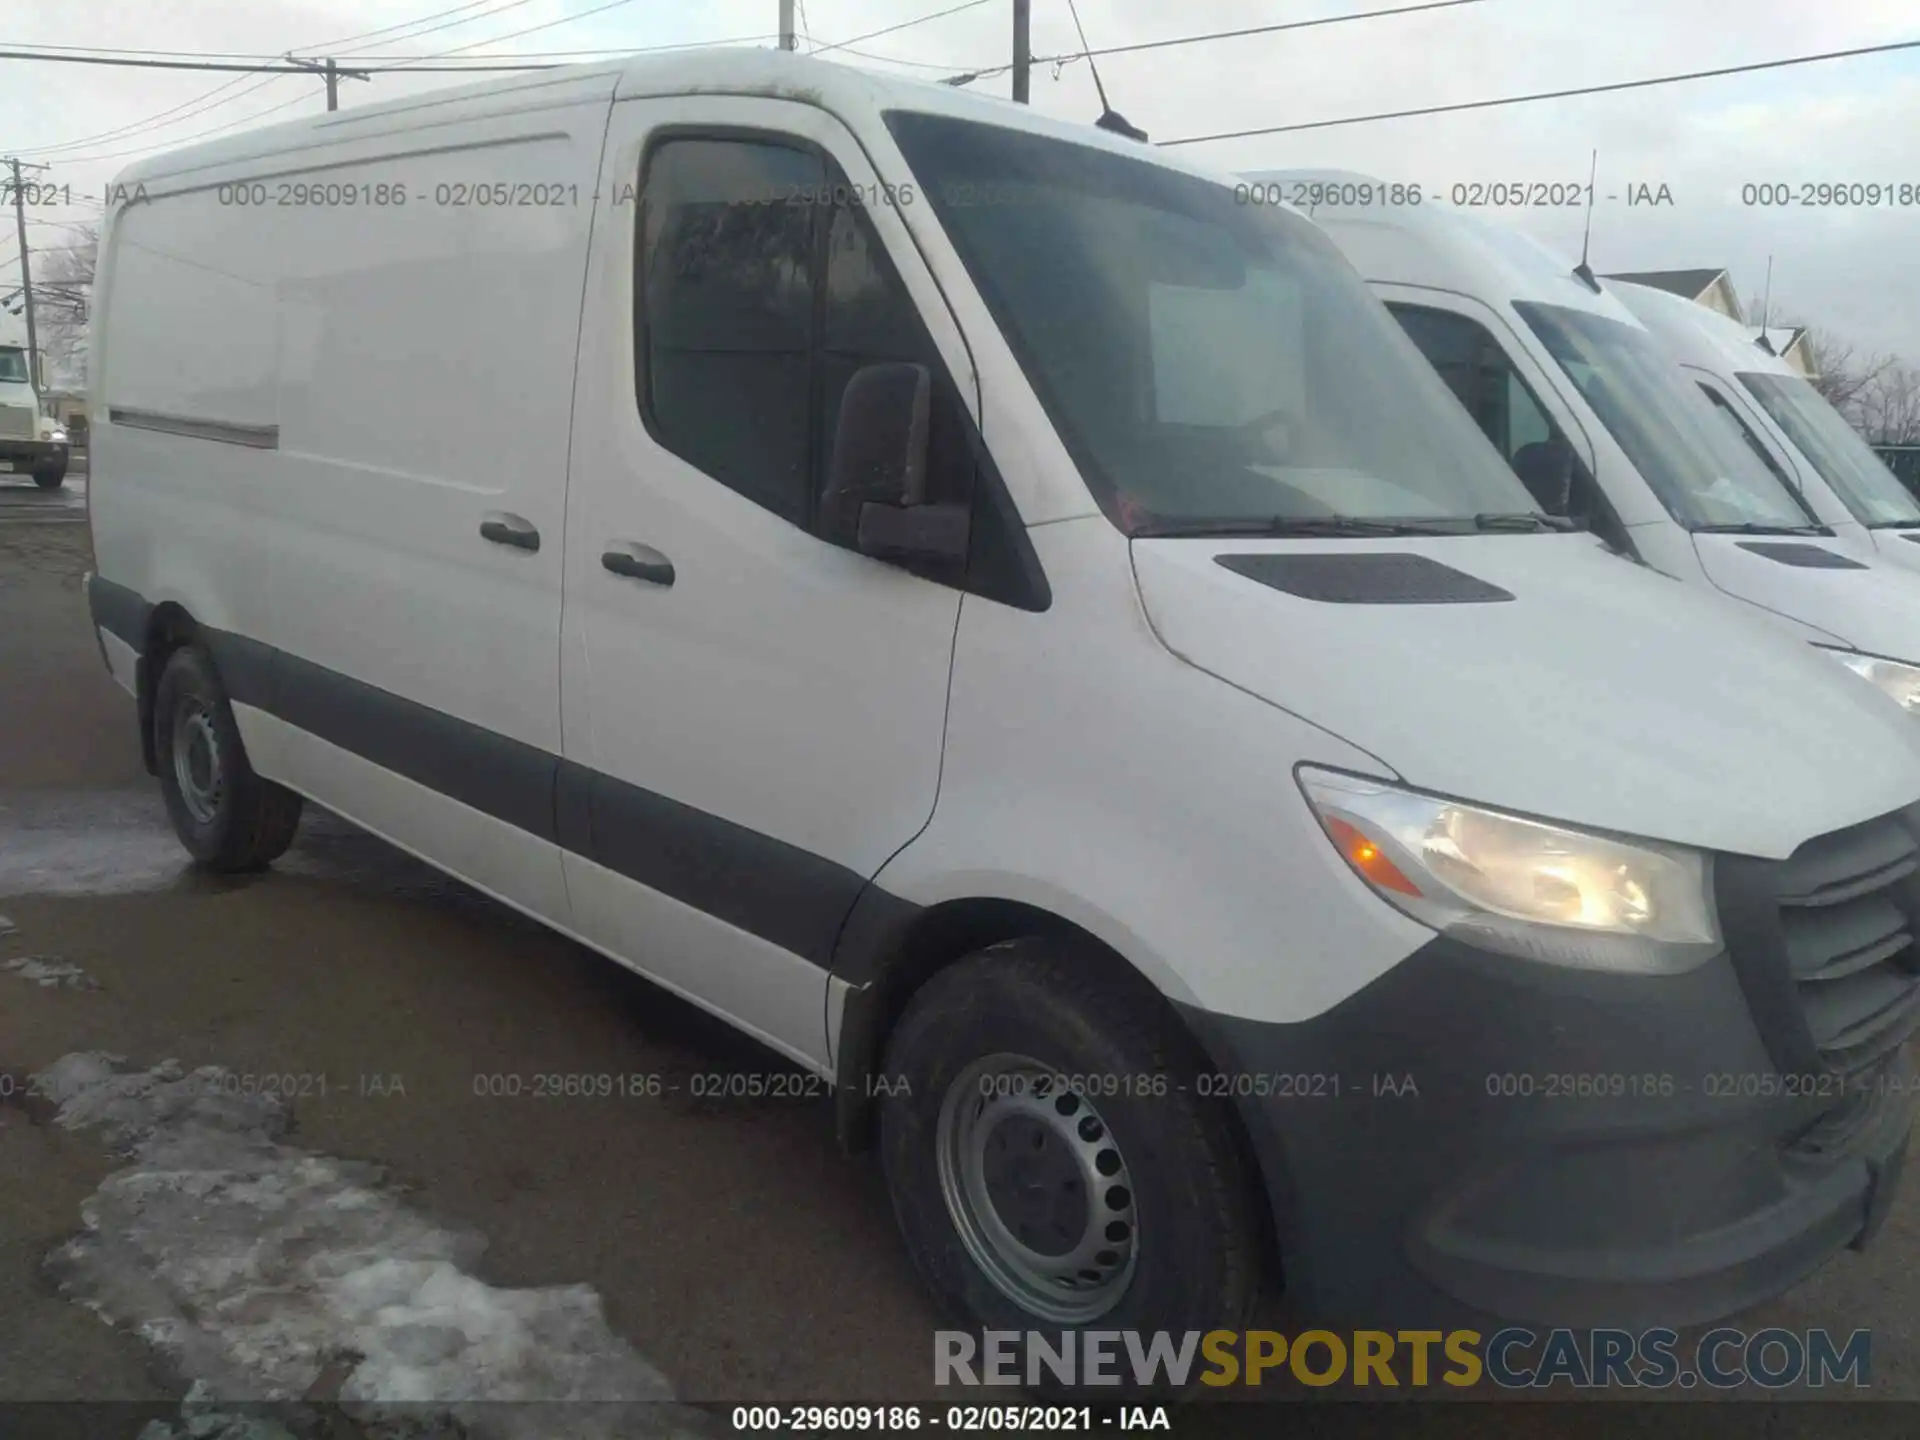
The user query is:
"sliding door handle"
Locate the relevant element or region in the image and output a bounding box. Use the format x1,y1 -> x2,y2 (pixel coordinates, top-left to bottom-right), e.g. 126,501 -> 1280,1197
602,541 -> 675,587
480,512 -> 540,551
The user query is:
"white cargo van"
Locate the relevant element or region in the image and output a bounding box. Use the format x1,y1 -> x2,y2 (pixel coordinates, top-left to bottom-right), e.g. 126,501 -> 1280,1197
0,341 -> 70,488
1247,171 -> 1920,718
86,56 -> 1920,1342
1611,278 -> 1920,574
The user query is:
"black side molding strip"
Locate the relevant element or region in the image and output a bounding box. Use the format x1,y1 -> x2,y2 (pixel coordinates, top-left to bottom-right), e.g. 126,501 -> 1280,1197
207,622 -> 884,972
90,581 -> 917,986
86,573 -> 153,650
108,407 -> 281,449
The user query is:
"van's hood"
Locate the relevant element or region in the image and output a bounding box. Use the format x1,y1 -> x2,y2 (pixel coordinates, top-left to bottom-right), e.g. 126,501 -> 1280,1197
1133,533 -> 1920,860
1694,533 -> 1920,663
1867,528 -> 1920,575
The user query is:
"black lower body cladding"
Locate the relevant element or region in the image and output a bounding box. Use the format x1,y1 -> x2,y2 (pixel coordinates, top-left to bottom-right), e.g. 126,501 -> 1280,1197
1183,927 -> 1916,1332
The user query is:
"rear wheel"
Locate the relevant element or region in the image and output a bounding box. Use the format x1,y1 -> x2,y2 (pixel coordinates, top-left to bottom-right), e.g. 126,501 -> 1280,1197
879,939 -> 1259,1384
154,645 -> 303,870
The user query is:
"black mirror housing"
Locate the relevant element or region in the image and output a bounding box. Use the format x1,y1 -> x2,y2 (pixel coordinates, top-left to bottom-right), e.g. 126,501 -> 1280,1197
823,362 -> 932,520
824,361 -> 970,568
856,499 -> 971,566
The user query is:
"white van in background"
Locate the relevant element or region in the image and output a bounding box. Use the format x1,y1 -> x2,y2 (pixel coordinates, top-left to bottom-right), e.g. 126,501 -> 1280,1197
1610,278 -> 1920,572
1246,171 -> 1920,717
83,56 -> 1920,1348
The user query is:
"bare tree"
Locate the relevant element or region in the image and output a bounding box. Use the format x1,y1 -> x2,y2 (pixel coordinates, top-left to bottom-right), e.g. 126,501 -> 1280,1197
1856,361 -> 1920,445
25,221 -> 96,387
1740,290 -> 1903,422
1743,288 -> 1904,422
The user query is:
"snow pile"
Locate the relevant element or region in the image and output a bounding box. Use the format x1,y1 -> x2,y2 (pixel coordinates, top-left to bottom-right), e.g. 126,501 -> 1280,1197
3,955 -> 98,988
39,1053 -> 707,1440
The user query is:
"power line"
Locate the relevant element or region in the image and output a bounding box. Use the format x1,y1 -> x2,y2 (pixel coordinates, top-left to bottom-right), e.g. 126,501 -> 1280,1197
334,0 -> 548,58
1161,34 -> 1920,144
0,48 -> 556,74
50,89 -> 315,167
947,0 -> 1487,84
812,0 -> 996,58
25,73 -> 281,158
391,0 -> 648,63
301,0 -> 529,53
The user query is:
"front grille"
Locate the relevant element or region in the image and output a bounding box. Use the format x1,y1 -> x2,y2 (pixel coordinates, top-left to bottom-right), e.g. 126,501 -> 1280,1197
1774,812 -> 1920,1082
0,404 -> 32,439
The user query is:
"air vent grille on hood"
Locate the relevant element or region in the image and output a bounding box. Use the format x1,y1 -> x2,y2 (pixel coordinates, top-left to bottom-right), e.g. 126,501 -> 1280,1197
1214,552 -> 1514,604
1734,542 -> 1868,570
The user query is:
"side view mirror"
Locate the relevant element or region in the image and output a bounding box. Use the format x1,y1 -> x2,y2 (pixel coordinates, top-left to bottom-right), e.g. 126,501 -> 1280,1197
823,361 -> 970,567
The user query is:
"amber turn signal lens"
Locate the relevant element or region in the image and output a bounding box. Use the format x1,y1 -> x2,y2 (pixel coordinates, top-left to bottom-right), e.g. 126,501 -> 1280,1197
1325,816 -> 1423,896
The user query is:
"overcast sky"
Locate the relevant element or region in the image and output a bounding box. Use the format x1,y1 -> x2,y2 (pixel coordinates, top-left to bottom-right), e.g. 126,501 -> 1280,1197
3,0 -> 1917,364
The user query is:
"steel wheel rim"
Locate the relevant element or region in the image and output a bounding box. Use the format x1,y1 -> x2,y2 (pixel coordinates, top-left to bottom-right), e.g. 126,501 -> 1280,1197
935,1053 -> 1139,1324
172,700 -> 224,826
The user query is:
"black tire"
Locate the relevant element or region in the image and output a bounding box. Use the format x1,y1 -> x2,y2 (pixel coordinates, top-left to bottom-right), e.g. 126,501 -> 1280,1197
154,645 -> 303,871
32,460 -> 66,489
880,938 -> 1259,1391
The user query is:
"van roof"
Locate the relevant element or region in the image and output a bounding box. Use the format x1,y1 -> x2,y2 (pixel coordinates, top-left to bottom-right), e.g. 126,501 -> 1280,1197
1607,279 -> 1798,379
110,47 -> 1229,193
1241,167 -> 1644,327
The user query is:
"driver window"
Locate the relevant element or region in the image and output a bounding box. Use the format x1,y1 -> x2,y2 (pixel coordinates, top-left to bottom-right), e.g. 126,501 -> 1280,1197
1698,380 -> 1794,486
1388,303 -> 1588,514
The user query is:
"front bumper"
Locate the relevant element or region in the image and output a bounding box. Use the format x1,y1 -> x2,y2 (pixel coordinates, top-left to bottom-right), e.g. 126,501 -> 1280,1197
1184,805 -> 1920,1331
0,438 -> 66,468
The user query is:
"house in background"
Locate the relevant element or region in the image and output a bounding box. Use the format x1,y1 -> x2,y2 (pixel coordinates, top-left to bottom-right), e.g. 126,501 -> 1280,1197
1603,267 -> 1818,378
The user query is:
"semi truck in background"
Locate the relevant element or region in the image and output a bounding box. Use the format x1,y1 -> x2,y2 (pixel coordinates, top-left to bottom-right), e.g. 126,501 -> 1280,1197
0,342 -> 70,489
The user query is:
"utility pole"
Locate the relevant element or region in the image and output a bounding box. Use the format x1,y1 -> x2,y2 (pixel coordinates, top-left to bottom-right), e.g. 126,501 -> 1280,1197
284,54 -> 370,111
1012,0 -> 1031,102
779,0 -> 797,51
4,156 -> 48,389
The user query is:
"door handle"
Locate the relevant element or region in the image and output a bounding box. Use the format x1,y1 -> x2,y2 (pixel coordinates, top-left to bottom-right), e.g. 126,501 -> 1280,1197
480,512 -> 540,552
602,541 -> 675,587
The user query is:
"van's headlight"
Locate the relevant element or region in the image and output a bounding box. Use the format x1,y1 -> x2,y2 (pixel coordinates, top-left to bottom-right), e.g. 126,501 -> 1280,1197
1825,650 -> 1920,713
1298,767 -> 1720,974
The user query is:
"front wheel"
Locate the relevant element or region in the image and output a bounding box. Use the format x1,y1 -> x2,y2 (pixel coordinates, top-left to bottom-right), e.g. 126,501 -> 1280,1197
154,645 -> 303,870
879,939 -> 1259,1381
31,457 -> 66,489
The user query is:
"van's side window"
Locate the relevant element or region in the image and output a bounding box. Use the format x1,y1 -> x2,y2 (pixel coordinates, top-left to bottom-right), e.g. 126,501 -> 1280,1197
1387,304 -> 1588,502
1698,380 -> 1794,486
638,138 -> 822,525
637,135 -> 971,546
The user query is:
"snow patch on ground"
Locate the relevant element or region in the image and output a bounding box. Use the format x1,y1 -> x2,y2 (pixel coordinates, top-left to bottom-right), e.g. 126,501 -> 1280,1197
0,793 -> 190,896
39,1053 -> 705,1439
3,955 -> 98,988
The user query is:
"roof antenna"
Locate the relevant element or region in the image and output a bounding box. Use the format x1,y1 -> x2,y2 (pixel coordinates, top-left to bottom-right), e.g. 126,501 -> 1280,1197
1064,0 -> 1148,142
1755,255 -> 1778,354
1572,149 -> 1602,292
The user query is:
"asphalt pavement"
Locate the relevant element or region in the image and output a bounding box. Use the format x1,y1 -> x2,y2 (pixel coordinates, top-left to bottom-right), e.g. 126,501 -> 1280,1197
0,481 -> 1915,1438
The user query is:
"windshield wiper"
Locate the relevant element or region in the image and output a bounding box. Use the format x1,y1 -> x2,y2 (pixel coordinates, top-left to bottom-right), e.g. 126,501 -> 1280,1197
1692,522 -> 1829,536
1865,519 -> 1920,530
1131,515 -> 1473,538
1473,511 -> 1580,532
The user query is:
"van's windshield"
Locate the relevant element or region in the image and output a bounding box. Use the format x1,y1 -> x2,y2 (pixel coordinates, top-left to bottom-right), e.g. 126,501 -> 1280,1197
1513,303 -> 1819,533
1739,371 -> 1920,528
0,349 -> 29,384
884,112 -> 1539,536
